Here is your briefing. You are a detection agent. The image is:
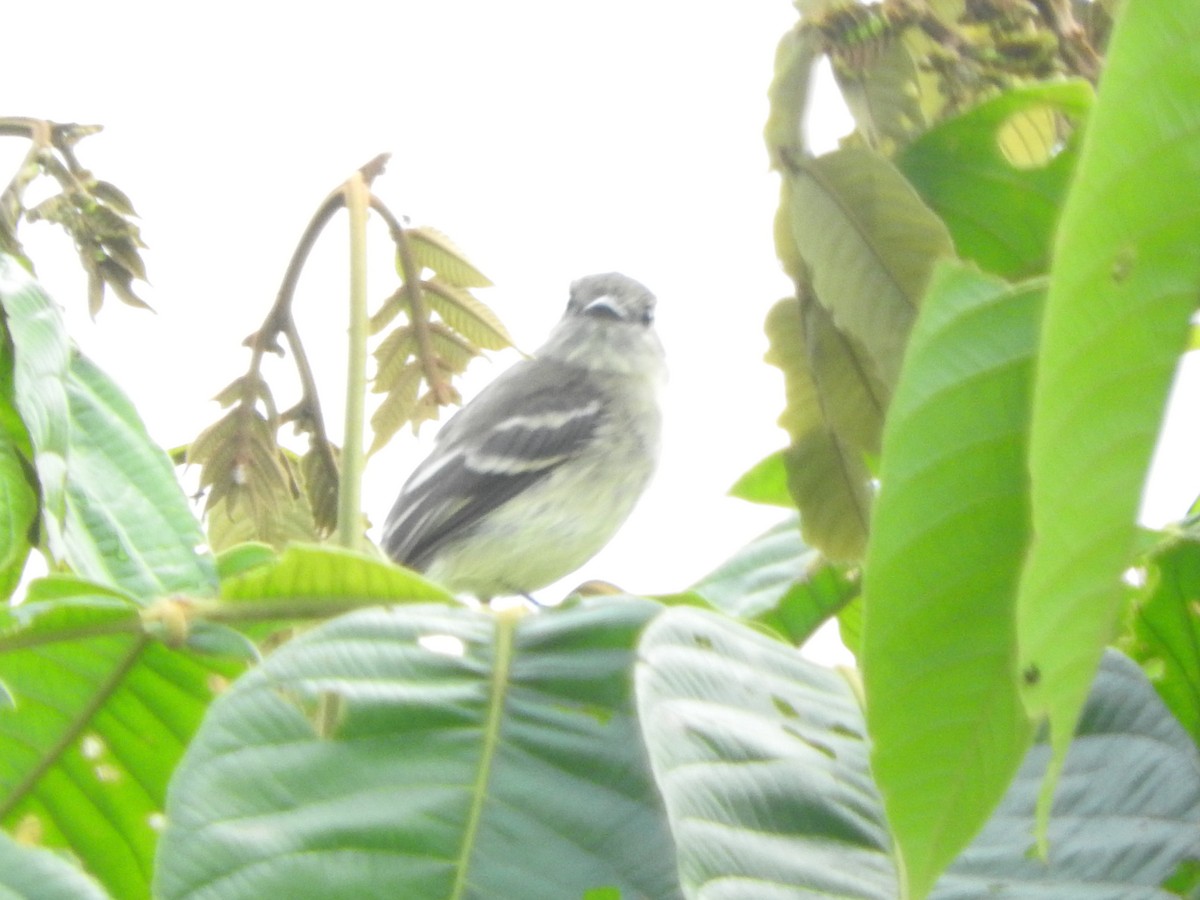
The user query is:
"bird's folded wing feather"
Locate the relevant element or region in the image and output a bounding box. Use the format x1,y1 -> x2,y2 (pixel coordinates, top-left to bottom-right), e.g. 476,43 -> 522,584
381,360 -> 604,569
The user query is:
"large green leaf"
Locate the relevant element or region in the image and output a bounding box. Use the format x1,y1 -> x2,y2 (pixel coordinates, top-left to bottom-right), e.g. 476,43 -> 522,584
0,254 -> 69,557
937,651 -> 1200,899
1015,1 -> 1200,838
788,147 -> 954,387
63,351 -> 216,597
1127,536 -> 1200,746
0,282 -> 234,897
636,607 -> 895,900
156,600 -> 682,900
635,609 -> 1200,899
898,81 -> 1093,280
863,264 -> 1042,898
0,828 -> 110,900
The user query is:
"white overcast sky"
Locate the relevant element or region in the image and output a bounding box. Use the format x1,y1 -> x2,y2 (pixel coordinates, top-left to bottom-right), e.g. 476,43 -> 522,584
6,2 -> 1198,666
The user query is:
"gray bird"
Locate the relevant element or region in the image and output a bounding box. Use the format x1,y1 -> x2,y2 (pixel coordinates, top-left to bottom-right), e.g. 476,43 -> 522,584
381,272 -> 665,598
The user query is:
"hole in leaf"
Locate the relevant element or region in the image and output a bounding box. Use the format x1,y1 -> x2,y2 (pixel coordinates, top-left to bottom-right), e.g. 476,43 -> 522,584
418,633 -> 466,657
94,763 -> 120,783
996,105 -> 1072,169
81,733 -> 105,760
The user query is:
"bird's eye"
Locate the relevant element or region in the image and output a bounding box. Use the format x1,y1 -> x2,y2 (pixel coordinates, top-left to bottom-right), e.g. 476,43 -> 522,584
640,308 -> 654,326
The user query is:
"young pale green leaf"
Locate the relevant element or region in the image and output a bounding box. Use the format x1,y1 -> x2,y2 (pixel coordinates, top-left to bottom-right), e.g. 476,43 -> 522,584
898,80 -> 1093,279
688,515 -> 858,646
63,352 -> 217,597
0,254 -> 69,557
1015,2 -> 1200,842
864,263 -> 1043,899
156,600 -> 681,900
404,226 -> 493,288
1126,537 -> 1200,746
765,296 -> 873,561
789,146 -> 954,387
636,607 -> 897,899
0,829 -> 110,900
367,362 -> 425,454
422,278 -> 514,352
935,651 -> 1200,899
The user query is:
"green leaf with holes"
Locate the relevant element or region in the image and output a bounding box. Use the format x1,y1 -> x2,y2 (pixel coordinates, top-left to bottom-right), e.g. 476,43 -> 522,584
899,80 -> 1093,279
1014,1 -> 1200,843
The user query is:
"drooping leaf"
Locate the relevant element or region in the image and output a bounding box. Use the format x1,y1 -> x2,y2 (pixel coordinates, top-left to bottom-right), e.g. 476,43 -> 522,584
421,278 -> 514,351
1015,1 -> 1200,842
156,600 -> 681,900
188,388 -> 300,546
299,442 -> 339,537
788,146 -> 955,387
404,226 -> 493,288
367,362 -> 425,454
899,80 -> 1093,279
863,263 -> 1043,899
765,295 -> 873,561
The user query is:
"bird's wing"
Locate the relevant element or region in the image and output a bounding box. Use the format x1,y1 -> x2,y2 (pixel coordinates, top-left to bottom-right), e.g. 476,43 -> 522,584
381,359 -> 604,570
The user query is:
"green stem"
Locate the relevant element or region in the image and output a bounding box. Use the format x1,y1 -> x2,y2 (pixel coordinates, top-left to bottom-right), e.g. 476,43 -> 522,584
338,171 -> 370,550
